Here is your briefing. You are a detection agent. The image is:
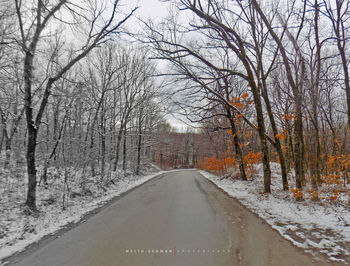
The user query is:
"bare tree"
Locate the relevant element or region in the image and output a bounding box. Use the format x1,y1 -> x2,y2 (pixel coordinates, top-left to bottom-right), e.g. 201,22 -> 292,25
146,0 -> 273,191
14,0 -> 137,212
251,0 -> 307,192
322,0 -> 350,129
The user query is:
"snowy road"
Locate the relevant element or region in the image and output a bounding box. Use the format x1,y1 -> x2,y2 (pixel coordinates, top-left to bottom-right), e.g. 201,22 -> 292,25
8,170 -> 331,266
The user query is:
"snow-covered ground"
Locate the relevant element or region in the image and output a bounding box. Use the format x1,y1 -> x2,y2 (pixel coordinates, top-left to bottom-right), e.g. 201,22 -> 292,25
2,164 -> 349,264
200,163 -> 350,264
0,165 -> 163,264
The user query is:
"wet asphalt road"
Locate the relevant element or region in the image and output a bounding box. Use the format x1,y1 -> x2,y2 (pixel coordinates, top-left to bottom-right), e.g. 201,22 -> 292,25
8,170 -> 332,266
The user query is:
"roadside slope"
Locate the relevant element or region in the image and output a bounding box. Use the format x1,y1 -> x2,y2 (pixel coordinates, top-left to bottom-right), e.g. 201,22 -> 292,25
0,169 -> 163,264
200,167 -> 350,264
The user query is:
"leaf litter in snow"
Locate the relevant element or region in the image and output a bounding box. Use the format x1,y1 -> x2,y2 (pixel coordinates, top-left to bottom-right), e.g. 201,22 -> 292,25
200,163 -> 350,264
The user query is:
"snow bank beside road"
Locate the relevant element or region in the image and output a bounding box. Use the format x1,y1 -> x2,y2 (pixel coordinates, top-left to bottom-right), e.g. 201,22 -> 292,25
0,169 -> 163,264
200,165 -> 350,264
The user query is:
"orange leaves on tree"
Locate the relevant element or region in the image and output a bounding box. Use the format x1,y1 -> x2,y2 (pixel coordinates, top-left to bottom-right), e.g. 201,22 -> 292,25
246,152 -> 258,164
311,190 -> 319,200
225,157 -> 232,166
319,154 -> 350,203
199,155 -> 237,175
224,156 -> 236,167
291,187 -> 303,200
244,132 -> 252,138
229,94 -> 249,110
334,189 -> 339,196
199,159 -> 206,170
321,173 -> 342,185
199,156 -> 225,173
227,129 -> 237,138
325,154 -> 350,179
304,188 -> 319,200
275,132 -> 287,141
327,155 -> 336,166
329,189 -> 339,202
333,138 -> 341,147
280,114 -> 297,121
234,113 -> 243,124
207,157 -> 224,172
243,151 -> 262,166
241,152 -> 261,179
234,101 -> 244,109
241,92 -> 249,99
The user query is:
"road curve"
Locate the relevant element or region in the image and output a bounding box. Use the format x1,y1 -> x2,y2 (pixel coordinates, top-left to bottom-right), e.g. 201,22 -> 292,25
8,170 -> 332,266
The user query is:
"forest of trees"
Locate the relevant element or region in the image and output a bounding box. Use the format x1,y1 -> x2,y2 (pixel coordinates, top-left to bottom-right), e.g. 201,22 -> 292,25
145,0 -> 350,201
0,0 -> 170,213
1,0 -> 350,214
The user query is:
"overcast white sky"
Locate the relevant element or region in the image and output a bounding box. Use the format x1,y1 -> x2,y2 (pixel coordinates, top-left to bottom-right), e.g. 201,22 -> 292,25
132,0 -> 170,20
121,0 -> 196,130
122,0 -> 171,27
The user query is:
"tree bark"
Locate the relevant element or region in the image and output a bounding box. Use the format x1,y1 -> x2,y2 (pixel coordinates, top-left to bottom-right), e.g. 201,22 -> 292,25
113,125 -> 124,171
136,107 -> 143,175
227,110 -> 247,181
24,48 -> 38,211
251,81 -> 271,193
252,0 -> 304,191
122,127 -> 127,171
100,105 -> 106,179
294,93 -> 304,190
25,126 -> 38,210
261,79 -> 289,190
222,76 -> 247,181
309,0 -> 321,197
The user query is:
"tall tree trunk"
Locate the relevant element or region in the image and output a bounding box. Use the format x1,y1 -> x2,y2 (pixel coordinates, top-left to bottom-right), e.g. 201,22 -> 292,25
332,1 -> 350,129
0,108 -> 11,169
294,94 -> 304,190
89,124 -> 96,176
180,1 -> 271,190
250,4 -> 289,190
24,50 -> 38,211
0,129 -> 3,154
226,108 -> 247,181
136,108 -> 143,175
4,137 -> 11,169
25,125 -> 38,211
286,129 -> 293,172
309,0 -> 321,198
100,106 -> 106,179
0,106 -> 24,169
122,128 -> 127,171
248,79 -> 271,193
252,0 -> 305,191
261,79 -> 289,190
222,75 -> 247,181
113,126 -> 124,171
